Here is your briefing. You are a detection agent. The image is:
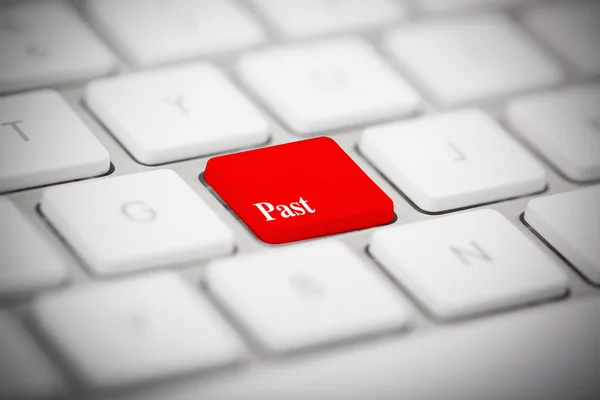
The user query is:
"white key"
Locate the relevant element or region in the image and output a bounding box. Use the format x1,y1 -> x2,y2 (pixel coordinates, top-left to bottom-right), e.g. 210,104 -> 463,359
524,1 -> 600,76
249,0 -> 407,38
85,0 -> 265,67
40,169 -> 235,275
417,0 -> 532,12
32,273 -> 244,389
238,37 -> 420,135
0,312 -> 65,400
0,0 -> 115,94
370,209 -> 568,320
506,85 -> 600,182
525,185 -> 600,285
206,240 -> 410,353
0,90 -> 110,193
110,297 -> 600,400
359,109 -> 546,212
85,63 -> 270,165
0,197 -> 68,296
385,13 -> 562,106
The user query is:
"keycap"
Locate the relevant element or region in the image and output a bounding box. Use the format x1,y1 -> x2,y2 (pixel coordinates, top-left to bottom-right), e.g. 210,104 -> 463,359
41,169 -> 235,275
417,0 -> 530,12
525,185 -> 600,285
204,137 -> 394,244
370,209 -> 567,320
249,0 -> 407,38
0,312 -> 65,399
0,0 -> 115,94
85,63 -> 270,165
85,0 -> 265,67
385,13 -> 562,106
506,85 -> 600,182
0,197 -> 68,297
32,272 -> 244,389
206,240 -> 410,353
113,297 -> 600,400
523,1 -> 600,76
238,37 -> 420,135
0,90 -> 110,193
359,109 -> 546,212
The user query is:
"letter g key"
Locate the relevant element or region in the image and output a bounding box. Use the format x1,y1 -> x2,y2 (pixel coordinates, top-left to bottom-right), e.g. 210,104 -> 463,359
122,201 -> 157,223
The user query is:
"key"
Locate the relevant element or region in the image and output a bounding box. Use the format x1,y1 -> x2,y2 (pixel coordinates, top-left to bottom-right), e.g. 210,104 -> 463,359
0,90 -> 110,193
110,297 -> 600,400
359,109 -> 546,212
249,0 -> 407,38
32,272 -> 244,389
41,169 -> 235,275
238,37 -> 420,135
370,209 -> 568,320
0,0 -> 115,94
85,0 -> 265,67
506,85 -> 600,182
417,0 -> 532,12
204,137 -> 394,244
523,1 -> 600,76
384,13 -> 562,106
85,63 -> 270,165
0,312 -> 65,399
0,197 -> 68,297
206,240 -> 410,353
525,185 -> 600,285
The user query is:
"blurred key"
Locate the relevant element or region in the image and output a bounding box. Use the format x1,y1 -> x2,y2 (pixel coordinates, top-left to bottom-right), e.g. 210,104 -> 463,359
0,0 -> 115,94
0,312 -> 64,399
238,37 -> 420,135
85,0 -> 265,67
41,170 -> 235,275
111,297 -> 600,400
385,13 -> 562,106
371,209 -> 568,320
249,0 -> 407,38
359,109 -> 546,212
523,1 -> 600,76
506,85 -> 600,182
32,273 -> 244,389
525,185 -> 600,285
0,90 -> 110,193
206,240 -> 410,353
85,63 -> 270,165
417,0 -> 533,12
0,197 -> 68,297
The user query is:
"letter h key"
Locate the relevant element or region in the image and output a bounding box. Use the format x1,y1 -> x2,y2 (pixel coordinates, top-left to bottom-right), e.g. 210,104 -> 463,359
204,137 -> 394,244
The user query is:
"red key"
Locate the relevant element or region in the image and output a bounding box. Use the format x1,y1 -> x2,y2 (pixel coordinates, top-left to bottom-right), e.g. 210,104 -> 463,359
204,137 -> 394,244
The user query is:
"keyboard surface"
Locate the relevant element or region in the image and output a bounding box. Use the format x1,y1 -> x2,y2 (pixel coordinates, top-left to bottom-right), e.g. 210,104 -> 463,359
1,1 -> 599,399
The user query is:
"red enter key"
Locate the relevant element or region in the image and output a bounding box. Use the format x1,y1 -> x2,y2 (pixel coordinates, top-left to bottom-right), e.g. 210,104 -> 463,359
204,137 -> 394,244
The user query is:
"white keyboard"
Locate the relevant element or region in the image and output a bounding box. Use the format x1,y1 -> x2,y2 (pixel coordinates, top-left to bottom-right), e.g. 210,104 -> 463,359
1,1 -> 599,399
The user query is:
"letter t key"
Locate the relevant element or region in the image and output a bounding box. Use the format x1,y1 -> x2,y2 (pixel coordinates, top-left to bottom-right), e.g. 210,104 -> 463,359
2,120 -> 29,141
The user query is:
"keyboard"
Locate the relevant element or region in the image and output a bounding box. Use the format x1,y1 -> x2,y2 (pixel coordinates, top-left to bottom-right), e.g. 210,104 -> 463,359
1,0 -> 599,399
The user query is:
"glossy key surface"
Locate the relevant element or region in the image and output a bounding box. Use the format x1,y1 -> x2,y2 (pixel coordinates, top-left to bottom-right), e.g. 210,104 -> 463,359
204,137 -> 394,244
